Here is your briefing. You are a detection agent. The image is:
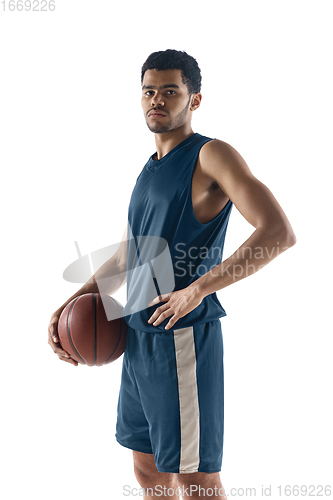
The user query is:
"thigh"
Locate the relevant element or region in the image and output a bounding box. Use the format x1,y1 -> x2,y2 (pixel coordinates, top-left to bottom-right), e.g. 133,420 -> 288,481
133,450 -> 175,481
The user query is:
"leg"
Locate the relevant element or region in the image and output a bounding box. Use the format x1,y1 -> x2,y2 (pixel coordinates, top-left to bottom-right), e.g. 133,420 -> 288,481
133,450 -> 179,499
176,471 -> 228,499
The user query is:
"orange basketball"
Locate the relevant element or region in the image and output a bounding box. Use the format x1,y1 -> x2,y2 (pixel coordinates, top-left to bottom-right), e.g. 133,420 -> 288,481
58,293 -> 127,366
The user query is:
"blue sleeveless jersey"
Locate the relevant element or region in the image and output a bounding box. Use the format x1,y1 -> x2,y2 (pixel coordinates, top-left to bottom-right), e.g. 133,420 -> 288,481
123,132 -> 233,332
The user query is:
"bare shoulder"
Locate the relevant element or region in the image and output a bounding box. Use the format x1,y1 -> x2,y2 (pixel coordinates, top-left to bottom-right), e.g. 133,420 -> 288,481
199,138 -> 252,178
199,139 -> 295,236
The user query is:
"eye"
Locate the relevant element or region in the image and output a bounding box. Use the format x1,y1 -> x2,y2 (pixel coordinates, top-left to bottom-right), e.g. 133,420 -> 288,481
167,90 -> 176,95
144,91 -> 154,96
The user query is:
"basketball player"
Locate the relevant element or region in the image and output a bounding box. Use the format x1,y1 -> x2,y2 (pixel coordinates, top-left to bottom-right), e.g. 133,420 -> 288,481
48,50 -> 296,499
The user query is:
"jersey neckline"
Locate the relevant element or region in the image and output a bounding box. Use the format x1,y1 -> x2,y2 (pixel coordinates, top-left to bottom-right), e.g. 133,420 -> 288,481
145,133 -> 200,172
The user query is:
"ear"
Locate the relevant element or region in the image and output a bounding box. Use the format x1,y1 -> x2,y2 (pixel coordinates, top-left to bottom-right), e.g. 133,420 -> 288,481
190,93 -> 202,111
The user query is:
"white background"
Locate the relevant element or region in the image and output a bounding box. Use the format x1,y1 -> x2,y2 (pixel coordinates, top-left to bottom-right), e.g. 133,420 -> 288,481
1,1 -> 332,499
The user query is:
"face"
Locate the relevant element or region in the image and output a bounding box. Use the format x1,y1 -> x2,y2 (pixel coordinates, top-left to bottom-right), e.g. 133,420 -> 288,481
141,69 -> 201,134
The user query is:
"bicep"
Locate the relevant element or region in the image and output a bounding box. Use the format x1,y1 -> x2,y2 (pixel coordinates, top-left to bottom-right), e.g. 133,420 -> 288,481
202,140 -> 291,231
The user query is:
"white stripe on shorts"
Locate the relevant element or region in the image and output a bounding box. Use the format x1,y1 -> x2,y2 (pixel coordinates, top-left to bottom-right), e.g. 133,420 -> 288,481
173,326 -> 200,473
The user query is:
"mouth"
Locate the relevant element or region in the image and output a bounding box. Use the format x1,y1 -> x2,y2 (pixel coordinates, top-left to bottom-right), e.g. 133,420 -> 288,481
148,111 -> 166,118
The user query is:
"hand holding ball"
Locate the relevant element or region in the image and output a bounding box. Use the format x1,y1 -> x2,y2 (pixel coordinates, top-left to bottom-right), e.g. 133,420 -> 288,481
58,293 -> 127,366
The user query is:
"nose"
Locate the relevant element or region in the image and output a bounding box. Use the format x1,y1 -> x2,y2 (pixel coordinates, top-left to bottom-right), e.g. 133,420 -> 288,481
151,92 -> 165,107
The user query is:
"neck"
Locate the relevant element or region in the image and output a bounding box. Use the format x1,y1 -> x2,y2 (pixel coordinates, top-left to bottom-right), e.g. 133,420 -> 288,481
153,125 -> 195,161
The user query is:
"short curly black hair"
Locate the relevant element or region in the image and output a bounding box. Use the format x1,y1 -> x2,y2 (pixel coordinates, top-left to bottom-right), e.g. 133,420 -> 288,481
141,49 -> 202,95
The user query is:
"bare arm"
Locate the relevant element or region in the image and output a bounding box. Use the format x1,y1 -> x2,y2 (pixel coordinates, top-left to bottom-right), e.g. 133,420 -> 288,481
88,224 -> 128,296
56,224 -> 127,313
193,139 -> 297,296
48,225 -> 128,365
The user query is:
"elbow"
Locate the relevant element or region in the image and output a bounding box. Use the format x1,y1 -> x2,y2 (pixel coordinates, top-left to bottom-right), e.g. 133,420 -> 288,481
288,229 -> 297,248
262,220 -> 297,250
279,224 -> 297,249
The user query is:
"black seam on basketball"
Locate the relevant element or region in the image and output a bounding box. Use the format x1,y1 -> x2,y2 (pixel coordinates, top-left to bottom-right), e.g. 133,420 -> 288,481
94,293 -> 97,366
68,297 -> 87,365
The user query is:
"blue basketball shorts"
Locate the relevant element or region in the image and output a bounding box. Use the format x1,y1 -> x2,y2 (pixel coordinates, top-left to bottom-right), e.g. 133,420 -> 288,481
115,319 -> 224,474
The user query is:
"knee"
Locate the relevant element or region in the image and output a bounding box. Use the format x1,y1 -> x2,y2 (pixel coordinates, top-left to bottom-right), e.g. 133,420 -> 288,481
177,471 -> 224,493
134,463 -> 177,491
133,462 -> 154,488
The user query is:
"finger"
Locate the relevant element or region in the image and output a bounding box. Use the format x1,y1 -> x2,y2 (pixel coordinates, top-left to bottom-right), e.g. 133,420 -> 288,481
148,303 -> 170,323
147,297 -> 157,308
50,316 -> 59,325
48,324 -> 56,336
52,333 -> 60,343
48,337 -> 70,358
165,316 -> 177,330
54,346 -> 70,358
147,294 -> 169,307
48,330 -> 59,343
151,308 -> 173,326
55,347 -> 70,358
58,355 -> 78,366
48,323 -> 59,343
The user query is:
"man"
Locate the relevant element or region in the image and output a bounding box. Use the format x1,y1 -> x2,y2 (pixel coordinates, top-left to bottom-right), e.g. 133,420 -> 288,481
48,50 -> 296,499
